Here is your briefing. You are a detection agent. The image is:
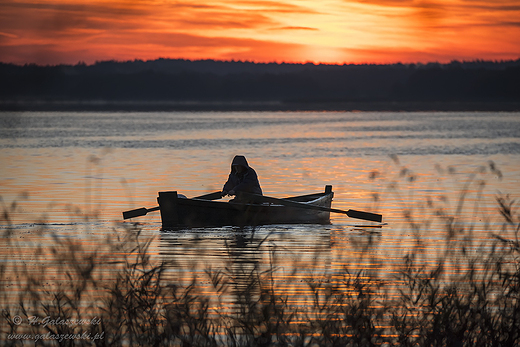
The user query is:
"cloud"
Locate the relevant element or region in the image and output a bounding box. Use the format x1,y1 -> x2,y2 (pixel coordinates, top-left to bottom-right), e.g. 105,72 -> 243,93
342,42 -> 520,64
0,0 -> 518,65
96,31 -> 308,61
496,21 -> 520,27
270,26 -> 319,31
0,0 -> 316,64
0,31 -> 18,39
0,0 -> 148,39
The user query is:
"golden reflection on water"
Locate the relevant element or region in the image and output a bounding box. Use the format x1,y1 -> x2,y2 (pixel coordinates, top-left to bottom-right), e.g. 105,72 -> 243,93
1,165 -> 518,343
2,112 -> 520,341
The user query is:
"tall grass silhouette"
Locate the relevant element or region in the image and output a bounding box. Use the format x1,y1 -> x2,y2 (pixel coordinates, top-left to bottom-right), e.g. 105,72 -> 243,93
1,161 -> 518,346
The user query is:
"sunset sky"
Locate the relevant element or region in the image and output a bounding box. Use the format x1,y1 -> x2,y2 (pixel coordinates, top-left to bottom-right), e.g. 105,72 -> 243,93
1,0 -> 519,65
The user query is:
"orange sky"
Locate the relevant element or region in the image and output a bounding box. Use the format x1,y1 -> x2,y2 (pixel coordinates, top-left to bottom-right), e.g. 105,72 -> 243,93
1,0 -> 519,65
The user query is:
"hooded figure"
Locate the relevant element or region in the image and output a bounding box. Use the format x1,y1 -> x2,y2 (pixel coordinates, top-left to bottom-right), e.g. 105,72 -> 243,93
222,155 -> 263,197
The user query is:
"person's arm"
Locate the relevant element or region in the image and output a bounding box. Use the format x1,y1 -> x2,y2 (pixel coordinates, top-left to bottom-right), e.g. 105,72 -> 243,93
222,173 -> 237,196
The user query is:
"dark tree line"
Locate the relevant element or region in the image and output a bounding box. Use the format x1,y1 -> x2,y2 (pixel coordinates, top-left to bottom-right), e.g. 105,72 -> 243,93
1,59 -> 519,110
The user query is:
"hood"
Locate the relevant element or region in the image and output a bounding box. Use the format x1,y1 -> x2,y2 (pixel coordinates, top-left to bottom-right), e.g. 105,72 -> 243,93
231,155 -> 249,169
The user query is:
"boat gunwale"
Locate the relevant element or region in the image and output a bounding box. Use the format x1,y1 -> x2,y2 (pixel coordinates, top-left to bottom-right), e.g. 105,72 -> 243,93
187,191 -> 332,209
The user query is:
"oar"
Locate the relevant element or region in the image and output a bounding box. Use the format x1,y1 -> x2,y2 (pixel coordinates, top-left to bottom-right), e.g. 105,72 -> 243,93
122,191 -> 222,220
194,191 -> 224,200
238,192 -> 383,223
123,206 -> 160,219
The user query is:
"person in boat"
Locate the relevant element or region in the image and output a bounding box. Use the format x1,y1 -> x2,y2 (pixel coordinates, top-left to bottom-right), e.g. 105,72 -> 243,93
221,155 -> 263,198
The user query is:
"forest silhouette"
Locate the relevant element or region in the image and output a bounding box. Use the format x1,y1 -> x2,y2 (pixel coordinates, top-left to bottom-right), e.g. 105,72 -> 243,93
1,59 -> 519,111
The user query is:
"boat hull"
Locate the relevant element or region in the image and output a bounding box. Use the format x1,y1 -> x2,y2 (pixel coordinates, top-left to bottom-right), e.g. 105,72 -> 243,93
157,187 -> 334,229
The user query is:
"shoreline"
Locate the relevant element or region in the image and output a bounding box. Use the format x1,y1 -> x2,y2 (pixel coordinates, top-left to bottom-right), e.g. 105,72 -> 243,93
2,100 -> 520,112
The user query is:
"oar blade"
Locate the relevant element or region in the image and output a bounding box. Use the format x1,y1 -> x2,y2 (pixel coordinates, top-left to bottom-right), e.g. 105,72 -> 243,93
194,191 -> 223,200
346,209 -> 382,223
123,207 -> 149,219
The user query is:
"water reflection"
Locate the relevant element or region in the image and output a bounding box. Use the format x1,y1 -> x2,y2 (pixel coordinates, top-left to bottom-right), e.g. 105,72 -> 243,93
2,196 -> 518,344
159,226 -> 334,314
2,110 -> 519,344
155,223 -> 410,320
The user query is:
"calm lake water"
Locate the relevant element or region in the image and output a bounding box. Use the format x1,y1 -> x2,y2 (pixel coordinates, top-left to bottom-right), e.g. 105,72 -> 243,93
1,111 -> 520,316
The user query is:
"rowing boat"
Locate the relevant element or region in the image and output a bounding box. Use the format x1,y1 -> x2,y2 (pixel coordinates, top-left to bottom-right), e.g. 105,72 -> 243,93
123,185 -> 382,228
157,185 -> 334,229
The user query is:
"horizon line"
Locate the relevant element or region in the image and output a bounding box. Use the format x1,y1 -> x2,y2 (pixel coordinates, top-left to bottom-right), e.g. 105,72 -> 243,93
3,57 -> 520,68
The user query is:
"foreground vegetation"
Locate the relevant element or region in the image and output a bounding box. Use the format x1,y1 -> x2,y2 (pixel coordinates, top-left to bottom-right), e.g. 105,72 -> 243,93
1,171 -> 519,346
